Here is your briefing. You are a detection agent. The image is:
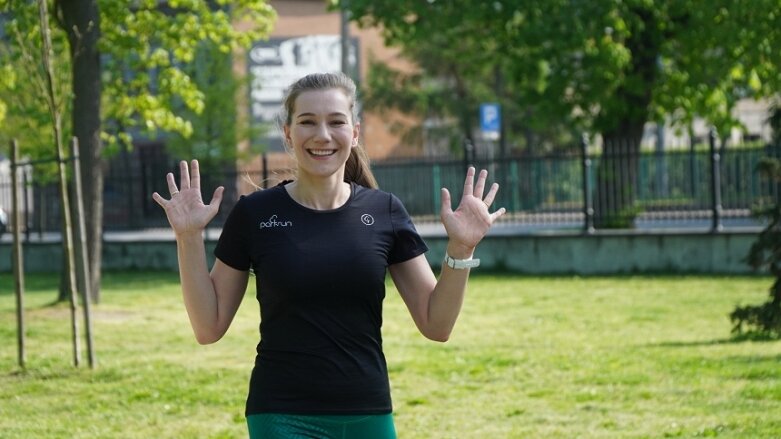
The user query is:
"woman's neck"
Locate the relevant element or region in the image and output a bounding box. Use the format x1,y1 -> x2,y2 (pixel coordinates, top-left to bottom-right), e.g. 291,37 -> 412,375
285,177 -> 351,210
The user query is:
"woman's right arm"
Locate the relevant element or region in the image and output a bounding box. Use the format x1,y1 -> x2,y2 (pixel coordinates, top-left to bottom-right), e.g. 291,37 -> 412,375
176,233 -> 249,344
153,160 -> 249,344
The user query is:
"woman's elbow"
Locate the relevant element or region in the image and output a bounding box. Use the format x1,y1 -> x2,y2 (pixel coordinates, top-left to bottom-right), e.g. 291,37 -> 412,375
422,328 -> 452,343
193,327 -> 225,345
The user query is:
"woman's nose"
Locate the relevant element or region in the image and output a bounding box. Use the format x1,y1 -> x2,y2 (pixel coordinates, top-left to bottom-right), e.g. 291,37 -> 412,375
313,122 -> 331,142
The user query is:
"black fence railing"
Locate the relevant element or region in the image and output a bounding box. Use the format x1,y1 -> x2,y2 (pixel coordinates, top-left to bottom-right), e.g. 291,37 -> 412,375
1,143 -> 777,237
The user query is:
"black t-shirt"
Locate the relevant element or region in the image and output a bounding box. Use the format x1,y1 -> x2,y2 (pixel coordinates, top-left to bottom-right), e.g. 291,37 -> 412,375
214,181 -> 428,415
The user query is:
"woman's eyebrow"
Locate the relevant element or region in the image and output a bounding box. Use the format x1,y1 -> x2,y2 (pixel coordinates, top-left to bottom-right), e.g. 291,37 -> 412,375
295,112 -> 348,118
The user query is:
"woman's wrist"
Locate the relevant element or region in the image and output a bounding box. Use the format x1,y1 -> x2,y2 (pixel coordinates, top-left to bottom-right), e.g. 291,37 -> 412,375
175,229 -> 205,242
446,242 -> 475,260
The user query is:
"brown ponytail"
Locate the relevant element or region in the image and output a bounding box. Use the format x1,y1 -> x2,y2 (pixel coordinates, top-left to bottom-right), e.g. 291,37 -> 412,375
281,72 -> 379,189
346,145 -> 378,189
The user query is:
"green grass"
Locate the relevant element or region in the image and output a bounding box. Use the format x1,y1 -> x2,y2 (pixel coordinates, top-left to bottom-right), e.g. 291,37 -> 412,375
1,272 -> 780,438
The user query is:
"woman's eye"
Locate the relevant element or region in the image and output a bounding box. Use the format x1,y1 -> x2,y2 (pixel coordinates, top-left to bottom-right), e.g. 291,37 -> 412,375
330,120 -> 346,126
300,120 -> 315,125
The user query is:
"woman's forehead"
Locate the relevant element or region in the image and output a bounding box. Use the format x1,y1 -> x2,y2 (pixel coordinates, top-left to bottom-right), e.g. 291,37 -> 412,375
293,89 -> 352,115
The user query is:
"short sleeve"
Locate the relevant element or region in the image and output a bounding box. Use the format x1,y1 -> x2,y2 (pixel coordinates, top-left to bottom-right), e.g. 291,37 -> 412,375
214,195 -> 252,271
388,193 -> 428,265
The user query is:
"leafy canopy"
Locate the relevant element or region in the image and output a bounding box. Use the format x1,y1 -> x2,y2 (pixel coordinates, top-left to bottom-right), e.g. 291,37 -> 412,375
0,0 -> 276,158
340,0 -> 781,145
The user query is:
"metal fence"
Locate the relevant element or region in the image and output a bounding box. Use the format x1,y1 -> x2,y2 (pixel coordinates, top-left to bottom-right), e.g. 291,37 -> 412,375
374,144 -> 777,231
1,143 -> 777,238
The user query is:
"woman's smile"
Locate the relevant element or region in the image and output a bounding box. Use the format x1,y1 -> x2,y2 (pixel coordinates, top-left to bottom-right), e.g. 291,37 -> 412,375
307,148 -> 338,157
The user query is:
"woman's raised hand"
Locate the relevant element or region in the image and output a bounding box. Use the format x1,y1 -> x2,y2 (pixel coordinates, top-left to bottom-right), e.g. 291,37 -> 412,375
152,160 -> 224,237
440,167 -> 506,256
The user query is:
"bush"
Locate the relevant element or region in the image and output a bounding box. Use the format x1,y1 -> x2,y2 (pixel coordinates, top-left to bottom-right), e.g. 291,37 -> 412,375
730,155 -> 781,338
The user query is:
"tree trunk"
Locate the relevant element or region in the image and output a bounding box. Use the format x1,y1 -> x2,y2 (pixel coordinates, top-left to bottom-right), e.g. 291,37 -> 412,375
58,0 -> 103,303
593,124 -> 645,228
592,4 -> 663,229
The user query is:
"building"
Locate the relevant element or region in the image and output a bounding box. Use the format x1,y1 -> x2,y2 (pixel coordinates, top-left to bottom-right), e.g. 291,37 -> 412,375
234,0 -> 418,191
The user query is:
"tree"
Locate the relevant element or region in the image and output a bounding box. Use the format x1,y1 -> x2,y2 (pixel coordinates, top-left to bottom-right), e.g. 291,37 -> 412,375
166,38 -> 263,216
731,105 -> 781,338
341,0 -> 781,226
344,1 -> 579,157
0,7 -> 72,165
0,0 -> 276,301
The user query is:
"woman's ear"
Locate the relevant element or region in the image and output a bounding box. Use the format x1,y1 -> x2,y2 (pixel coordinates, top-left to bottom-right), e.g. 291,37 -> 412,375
352,122 -> 361,148
283,125 -> 292,148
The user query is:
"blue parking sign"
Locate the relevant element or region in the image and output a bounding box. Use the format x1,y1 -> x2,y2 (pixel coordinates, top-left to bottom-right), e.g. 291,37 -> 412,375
480,103 -> 501,139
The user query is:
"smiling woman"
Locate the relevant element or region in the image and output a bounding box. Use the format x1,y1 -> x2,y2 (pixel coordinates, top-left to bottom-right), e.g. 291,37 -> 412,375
151,71 -> 506,439
280,72 -> 377,204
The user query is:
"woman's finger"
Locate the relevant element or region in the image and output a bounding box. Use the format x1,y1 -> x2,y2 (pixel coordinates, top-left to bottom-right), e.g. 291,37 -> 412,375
473,169 -> 488,198
208,186 -> 225,212
190,159 -> 201,190
166,172 -> 178,196
490,207 -> 507,222
179,160 -> 191,190
483,182 -> 500,207
461,167 -> 475,201
151,192 -> 167,207
440,187 -> 453,217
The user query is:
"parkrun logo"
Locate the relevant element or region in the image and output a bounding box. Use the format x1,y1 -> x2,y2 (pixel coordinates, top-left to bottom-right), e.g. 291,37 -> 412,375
259,215 -> 293,229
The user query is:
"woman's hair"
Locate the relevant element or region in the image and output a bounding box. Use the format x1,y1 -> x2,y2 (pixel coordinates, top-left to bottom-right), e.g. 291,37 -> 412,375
281,72 -> 378,189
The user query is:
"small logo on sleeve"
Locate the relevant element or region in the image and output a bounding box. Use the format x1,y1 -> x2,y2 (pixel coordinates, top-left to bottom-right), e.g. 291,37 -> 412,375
259,214 -> 293,229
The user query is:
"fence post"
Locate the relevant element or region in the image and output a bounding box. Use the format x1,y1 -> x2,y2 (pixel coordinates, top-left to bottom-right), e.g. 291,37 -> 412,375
463,137 -> 474,170
709,128 -> 723,232
432,164 -> 441,215
11,139 -> 26,369
71,138 -> 96,368
581,134 -> 595,233
510,160 -> 520,212
22,167 -> 30,242
262,152 -> 268,189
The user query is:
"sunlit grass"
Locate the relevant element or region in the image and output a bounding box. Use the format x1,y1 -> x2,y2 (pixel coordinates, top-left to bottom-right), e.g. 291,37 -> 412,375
1,272 -> 779,438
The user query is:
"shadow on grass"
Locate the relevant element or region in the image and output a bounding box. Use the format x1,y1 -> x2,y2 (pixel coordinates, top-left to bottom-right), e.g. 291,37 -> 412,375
650,332 -> 781,348
0,273 -> 60,294
1,271 -> 179,295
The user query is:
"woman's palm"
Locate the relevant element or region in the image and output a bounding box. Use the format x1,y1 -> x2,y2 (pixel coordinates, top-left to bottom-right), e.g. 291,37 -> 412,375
152,160 -> 224,236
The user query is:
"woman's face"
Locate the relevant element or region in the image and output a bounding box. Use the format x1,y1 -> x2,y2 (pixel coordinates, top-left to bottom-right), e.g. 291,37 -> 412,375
284,88 -> 359,182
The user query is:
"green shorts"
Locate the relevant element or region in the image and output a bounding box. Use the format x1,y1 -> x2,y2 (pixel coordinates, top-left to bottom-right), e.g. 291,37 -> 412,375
246,413 -> 397,439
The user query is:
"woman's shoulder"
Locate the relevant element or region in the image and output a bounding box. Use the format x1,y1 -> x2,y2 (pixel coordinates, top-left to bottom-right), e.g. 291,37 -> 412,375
352,184 -> 408,212
353,183 -> 394,201
232,183 -> 288,211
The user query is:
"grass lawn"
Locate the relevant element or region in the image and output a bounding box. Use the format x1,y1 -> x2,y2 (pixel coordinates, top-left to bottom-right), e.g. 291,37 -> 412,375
1,272 -> 780,438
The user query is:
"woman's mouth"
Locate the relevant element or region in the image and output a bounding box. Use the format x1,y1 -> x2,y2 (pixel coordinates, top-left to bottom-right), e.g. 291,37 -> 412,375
307,149 -> 337,157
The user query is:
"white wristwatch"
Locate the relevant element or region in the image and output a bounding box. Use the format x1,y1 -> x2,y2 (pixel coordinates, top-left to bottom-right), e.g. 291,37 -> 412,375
444,253 -> 480,269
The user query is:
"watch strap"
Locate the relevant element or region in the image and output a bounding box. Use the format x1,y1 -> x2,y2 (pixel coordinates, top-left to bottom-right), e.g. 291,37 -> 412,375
444,253 -> 480,269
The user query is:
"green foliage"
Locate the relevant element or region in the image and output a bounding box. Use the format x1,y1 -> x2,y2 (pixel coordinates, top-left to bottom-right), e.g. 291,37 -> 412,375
341,0 -> 781,146
99,0 -> 275,149
0,2 -> 72,163
164,40 -> 260,170
0,2 -> 72,182
361,58 -> 478,154
769,101 -> 781,146
343,0 -> 781,229
731,156 -> 781,338
0,0 -> 276,159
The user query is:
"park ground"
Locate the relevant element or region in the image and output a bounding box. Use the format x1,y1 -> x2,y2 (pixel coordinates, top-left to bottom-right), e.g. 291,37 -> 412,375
1,272 -> 780,438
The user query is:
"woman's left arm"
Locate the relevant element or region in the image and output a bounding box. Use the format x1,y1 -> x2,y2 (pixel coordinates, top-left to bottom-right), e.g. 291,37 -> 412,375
389,167 -> 505,342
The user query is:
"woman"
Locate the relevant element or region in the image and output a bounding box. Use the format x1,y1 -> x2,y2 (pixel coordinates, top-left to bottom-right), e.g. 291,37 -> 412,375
152,72 -> 505,438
